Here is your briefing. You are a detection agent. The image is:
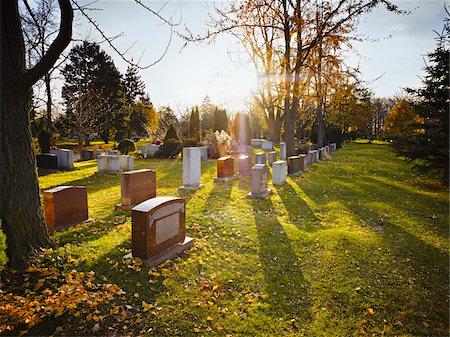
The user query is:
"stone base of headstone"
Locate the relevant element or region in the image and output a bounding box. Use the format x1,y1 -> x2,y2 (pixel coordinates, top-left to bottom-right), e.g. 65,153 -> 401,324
49,218 -> 94,232
214,175 -> 238,183
287,171 -> 302,177
247,188 -> 272,199
124,237 -> 194,267
178,184 -> 205,191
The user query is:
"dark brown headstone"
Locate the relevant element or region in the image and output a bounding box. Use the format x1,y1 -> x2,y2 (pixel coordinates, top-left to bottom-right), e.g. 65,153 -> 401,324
43,186 -> 88,229
217,157 -> 234,178
287,156 -> 301,176
37,154 -> 58,170
131,196 -> 186,260
117,169 -> 156,210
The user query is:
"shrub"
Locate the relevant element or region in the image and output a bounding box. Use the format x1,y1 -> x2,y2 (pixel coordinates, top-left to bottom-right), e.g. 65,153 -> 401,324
118,139 -> 136,155
37,129 -> 52,154
183,138 -> 199,148
205,130 -> 231,159
154,139 -> 182,158
189,106 -> 201,144
164,124 -> 180,142
0,220 -> 7,272
296,143 -> 310,154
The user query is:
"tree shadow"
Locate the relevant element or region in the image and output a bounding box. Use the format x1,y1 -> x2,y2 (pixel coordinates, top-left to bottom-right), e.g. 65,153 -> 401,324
251,198 -> 311,320
273,181 -> 321,232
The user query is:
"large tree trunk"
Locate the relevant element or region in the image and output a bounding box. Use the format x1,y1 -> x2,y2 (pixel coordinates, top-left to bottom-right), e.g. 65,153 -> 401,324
1,0 -> 53,270
1,0 -> 72,270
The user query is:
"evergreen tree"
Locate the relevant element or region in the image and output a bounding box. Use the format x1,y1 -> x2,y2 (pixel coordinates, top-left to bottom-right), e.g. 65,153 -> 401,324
213,107 -> 229,133
394,19 -> 449,186
123,65 -> 146,105
189,106 -> 201,144
61,41 -> 122,145
164,123 -> 180,141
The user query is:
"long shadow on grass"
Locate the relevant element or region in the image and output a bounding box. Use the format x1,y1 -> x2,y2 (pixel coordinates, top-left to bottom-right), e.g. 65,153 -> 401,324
251,198 -> 311,320
380,222 -> 449,336
41,173 -> 121,194
274,182 -> 321,232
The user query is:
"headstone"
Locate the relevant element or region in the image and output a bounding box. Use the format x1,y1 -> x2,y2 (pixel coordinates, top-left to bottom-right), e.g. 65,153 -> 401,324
97,155 -> 120,174
199,146 -> 208,161
267,151 -> 277,166
330,143 -> 336,152
50,149 -> 75,170
141,144 -> 160,158
261,140 -> 273,151
119,155 -> 134,171
250,139 -> 264,148
214,156 -> 237,182
116,169 -> 156,210
36,154 -> 58,170
256,152 -> 266,165
128,196 -> 194,266
287,156 -> 301,177
279,142 -> 286,161
238,155 -> 252,176
272,161 -> 287,185
325,145 -> 330,154
107,149 -> 119,155
299,154 -> 307,172
237,145 -> 252,154
93,149 -> 104,158
307,151 -> 315,165
247,164 -> 272,199
313,150 -> 319,162
320,147 -> 327,160
82,150 -> 94,160
43,186 -> 88,229
179,147 -> 204,190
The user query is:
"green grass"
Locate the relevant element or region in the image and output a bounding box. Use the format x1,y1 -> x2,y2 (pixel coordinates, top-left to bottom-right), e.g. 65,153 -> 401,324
14,142 -> 450,335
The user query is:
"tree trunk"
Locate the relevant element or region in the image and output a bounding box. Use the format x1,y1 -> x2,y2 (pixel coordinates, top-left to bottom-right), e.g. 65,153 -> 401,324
44,72 -> 52,129
1,0 -> 53,270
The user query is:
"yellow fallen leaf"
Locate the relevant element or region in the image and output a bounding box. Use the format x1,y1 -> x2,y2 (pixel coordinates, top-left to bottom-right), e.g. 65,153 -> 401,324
212,285 -> 219,291
207,316 -> 214,321
368,308 -> 374,315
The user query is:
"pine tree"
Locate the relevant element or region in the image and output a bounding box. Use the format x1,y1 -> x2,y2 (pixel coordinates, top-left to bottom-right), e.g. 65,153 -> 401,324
123,65 -> 146,105
394,19 -> 449,186
189,106 -> 201,144
213,107 -> 229,133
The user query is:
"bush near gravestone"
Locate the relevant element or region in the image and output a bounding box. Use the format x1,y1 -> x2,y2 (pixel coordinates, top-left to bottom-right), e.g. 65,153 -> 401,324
205,130 -> 231,159
154,139 -> 182,159
0,221 -> 7,272
118,139 -> 136,155
182,138 -> 199,148
38,129 -> 52,154
164,124 -> 180,142
296,143 -> 310,154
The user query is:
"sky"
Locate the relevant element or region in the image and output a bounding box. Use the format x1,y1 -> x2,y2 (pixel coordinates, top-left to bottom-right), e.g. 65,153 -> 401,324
72,0 -> 447,114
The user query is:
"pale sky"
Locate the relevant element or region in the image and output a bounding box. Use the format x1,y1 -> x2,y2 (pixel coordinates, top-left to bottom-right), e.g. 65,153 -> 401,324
72,0 -> 447,113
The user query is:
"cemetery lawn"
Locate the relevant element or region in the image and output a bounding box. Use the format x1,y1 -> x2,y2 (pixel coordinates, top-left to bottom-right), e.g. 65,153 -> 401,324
2,141 -> 449,336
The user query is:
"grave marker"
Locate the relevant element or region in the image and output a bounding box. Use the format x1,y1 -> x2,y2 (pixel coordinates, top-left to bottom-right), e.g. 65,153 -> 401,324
262,140 -> 273,151
288,156 -> 301,177
127,196 -> 194,266
256,152 -> 266,165
238,155 -> 252,176
116,169 -> 156,211
43,186 -> 89,230
97,155 -> 120,174
50,149 -> 75,170
36,154 -> 58,170
279,142 -> 287,160
272,161 -> 287,185
119,155 -> 134,171
179,147 -> 204,190
267,151 -> 277,166
247,164 -> 272,199
214,156 -> 237,182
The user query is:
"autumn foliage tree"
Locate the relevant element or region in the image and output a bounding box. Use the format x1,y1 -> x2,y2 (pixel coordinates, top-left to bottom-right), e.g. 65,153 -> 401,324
384,100 -> 420,137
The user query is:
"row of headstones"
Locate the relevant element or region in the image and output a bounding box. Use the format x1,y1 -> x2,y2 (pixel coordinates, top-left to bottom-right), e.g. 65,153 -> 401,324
43,168 -> 193,266
37,148 -> 125,170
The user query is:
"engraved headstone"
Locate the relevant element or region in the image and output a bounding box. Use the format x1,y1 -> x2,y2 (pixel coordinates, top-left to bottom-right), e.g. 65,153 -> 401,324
214,157 -> 237,182
307,151 -> 315,165
267,151 -> 277,166
272,161 -> 287,185
119,155 -> 134,171
129,196 -> 194,266
238,155 -> 252,176
299,154 -> 307,171
97,155 -> 120,174
36,154 -> 58,170
43,186 -> 88,229
279,142 -> 287,161
179,147 -> 204,190
287,156 -> 301,177
261,140 -> 273,151
141,144 -> 160,158
116,169 -> 156,211
256,152 -> 266,165
247,164 -> 272,199
50,149 -> 75,170
313,150 -> 319,162
199,146 -> 208,161
82,150 -> 94,160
